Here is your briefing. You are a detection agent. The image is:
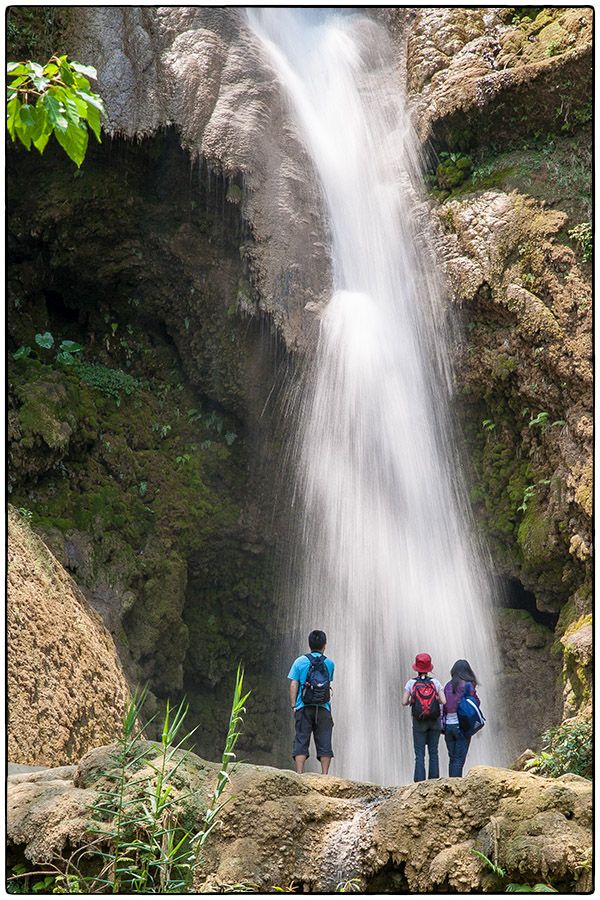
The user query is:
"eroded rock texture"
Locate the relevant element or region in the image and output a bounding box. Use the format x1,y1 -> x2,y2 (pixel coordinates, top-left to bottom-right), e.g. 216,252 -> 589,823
439,190 -> 591,613
7,748 -> 592,893
7,506 -> 129,765
64,6 -> 330,350
7,6 -> 592,762
397,7 -> 592,722
404,8 -> 592,149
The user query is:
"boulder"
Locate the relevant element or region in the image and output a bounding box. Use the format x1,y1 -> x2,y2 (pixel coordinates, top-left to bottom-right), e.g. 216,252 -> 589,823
7,745 -> 592,893
7,506 -> 130,766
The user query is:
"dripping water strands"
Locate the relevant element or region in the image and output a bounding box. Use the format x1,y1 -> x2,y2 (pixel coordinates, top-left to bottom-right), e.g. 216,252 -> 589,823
248,9 -> 506,784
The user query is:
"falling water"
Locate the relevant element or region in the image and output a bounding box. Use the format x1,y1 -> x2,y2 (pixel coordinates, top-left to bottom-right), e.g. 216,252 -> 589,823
248,9 -> 505,784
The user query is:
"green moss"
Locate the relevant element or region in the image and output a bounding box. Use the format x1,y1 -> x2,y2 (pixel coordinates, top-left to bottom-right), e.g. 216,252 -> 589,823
563,613 -> 592,638
516,498 -> 554,567
13,362 -> 97,452
226,183 -> 243,205
7,126 -> 279,760
9,331 -> 258,695
6,7 -> 67,59
491,354 -> 517,381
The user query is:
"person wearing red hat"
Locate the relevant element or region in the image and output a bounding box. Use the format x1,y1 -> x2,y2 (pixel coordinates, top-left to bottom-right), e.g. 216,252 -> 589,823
402,653 -> 446,782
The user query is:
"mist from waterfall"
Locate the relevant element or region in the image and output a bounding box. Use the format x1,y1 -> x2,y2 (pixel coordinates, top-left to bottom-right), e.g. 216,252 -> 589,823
248,8 -> 506,784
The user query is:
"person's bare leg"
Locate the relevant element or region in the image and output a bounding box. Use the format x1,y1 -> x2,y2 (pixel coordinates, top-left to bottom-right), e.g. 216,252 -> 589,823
320,756 -> 332,775
295,755 -> 307,774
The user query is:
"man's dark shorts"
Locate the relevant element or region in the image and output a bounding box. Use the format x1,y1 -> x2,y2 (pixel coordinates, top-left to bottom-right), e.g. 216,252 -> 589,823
293,706 -> 334,760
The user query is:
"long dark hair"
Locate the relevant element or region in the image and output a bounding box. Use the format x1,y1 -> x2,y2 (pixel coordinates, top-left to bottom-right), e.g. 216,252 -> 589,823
450,659 -> 478,692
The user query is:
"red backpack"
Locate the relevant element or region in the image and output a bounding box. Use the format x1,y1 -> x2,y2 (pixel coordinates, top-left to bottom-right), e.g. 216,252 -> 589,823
411,676 -> 441,720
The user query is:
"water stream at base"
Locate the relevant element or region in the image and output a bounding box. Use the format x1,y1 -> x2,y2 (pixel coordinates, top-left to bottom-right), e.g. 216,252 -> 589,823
248,9 -> 506,784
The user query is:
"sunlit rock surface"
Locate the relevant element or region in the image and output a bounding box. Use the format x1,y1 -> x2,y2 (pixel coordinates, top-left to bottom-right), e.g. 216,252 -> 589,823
7,506 -> 130,765
65,6 -> 330,350
401,8 -> 592,148
8,748 -> 592,893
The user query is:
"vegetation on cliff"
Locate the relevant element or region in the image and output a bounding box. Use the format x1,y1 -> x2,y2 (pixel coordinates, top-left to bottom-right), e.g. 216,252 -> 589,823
7,128 -> 282,762
411,5 -> 592,727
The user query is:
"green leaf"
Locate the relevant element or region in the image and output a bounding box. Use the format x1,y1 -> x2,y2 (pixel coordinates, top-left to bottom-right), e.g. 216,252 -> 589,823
54,121 -> 89,167
35,331 -> 54,349
30,105 -> 48,142
85,102 -> 102,142
43,63 -> 59,76
56,351 -> 76,365
78,90 -> 105,114
13,345 -> 32,360
47,87 -> 80,127
59,340 -> 83,352
7,62 -> 28,74
71,61 -> 98,79
33,128 -> 51,153
6,96 -> 19,139
8,75 -> 28,90
59,62 -> 75,86
72,72 -> 91,93
41,92 -> 68,130
19,103 -> 37,128
32,75 -> 49,91
59,90 -> 82,125
14,117 -> 32,149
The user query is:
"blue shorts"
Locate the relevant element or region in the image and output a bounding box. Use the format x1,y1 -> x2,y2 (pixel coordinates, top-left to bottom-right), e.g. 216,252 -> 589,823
292,706 -> 334,759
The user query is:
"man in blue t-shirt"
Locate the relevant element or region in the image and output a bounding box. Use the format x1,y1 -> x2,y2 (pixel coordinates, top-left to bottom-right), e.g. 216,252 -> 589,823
287,629 -> 335,774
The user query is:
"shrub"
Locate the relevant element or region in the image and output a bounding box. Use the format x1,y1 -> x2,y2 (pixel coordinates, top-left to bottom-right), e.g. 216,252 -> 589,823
568,222 -> 592,263
525,720 -> 592,779
76,361 -> 141,404
7,670 -> 251,894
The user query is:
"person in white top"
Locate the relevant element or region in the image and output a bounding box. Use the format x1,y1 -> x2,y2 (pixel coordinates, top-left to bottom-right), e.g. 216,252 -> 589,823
402,652 -> 446,782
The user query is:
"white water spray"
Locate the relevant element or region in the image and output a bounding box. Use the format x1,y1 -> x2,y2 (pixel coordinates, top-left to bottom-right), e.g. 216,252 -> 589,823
249,9 -> 505,784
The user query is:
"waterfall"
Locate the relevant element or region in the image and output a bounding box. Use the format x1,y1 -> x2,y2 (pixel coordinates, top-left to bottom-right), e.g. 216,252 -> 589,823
248,9 -> 506,784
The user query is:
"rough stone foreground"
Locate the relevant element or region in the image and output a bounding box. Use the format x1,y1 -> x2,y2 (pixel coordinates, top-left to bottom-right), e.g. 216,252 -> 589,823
8,744 -> 591,893
7,506 -> 130,765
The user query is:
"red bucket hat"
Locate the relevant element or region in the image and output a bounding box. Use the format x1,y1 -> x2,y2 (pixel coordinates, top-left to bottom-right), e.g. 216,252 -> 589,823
412,652 -> 433,673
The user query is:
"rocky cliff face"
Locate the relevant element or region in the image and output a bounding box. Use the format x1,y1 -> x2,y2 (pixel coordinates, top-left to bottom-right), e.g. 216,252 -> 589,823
7,6 -> 592,761
7,506 -> 130,765
399,7 -> 592,722
8,747 -> 592,893
63,6 -> 330,351
7,128 -> 289,764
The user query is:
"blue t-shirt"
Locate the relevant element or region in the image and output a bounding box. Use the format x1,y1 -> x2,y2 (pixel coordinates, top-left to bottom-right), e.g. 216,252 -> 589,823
288,652 -> 335,710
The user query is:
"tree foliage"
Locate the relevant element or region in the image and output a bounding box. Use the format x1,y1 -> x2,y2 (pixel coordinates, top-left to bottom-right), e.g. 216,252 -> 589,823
6,55 -> 105,167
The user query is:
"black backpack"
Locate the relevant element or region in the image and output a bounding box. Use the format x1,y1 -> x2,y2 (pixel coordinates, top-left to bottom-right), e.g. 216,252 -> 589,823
411,676 -> 441,721
301,654 -> 331,706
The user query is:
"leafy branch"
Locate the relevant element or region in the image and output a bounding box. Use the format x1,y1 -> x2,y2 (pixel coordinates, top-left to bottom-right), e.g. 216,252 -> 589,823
7,55 -> 105,166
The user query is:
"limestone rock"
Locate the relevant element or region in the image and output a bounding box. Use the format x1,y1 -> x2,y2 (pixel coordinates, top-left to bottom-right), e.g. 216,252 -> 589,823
495,609 -> 562,752
7,749 -> 591,893
436,190 -> 591,614
403,8 -> 592,148
512,749 -> 536,772
7,506 -> 130,766
64,7 -> 330,351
